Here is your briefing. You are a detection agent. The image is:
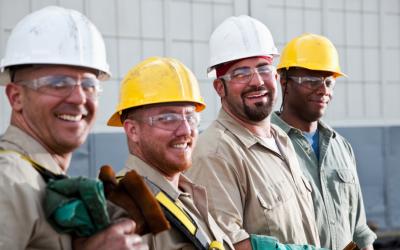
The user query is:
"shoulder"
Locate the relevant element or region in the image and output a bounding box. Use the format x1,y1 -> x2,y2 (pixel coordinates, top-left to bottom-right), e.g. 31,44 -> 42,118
197,121 -> 246,157
0,150 -> 43,187
324,125 -> 355,154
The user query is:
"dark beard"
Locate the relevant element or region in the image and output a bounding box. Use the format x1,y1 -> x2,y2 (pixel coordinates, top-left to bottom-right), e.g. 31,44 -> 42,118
243,100 -> 273,122
242,85 -> 274,121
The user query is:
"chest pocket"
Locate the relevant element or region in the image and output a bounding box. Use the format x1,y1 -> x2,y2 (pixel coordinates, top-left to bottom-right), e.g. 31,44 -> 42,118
330,169 -> 356,209
336,169 -> 355,184
256,179 -> 296,238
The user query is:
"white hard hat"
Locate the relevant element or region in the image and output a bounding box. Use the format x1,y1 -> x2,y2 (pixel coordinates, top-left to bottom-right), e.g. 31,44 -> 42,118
0,6 -> 110,85
208,15 -> 279,77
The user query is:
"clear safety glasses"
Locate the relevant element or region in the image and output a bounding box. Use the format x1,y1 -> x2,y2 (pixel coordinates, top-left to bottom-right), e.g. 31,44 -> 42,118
17,75 -> 102,100
136,112 -> 200,131
288,75 -> 336,90
219,64 -> 276,84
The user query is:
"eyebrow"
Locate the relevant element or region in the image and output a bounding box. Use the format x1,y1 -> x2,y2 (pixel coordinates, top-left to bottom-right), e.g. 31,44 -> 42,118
232,63 -> 269,71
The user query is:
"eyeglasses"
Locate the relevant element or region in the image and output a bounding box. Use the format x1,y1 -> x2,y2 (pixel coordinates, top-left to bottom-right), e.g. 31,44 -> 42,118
288,76 -> 336,90
137,112 -> 200,131
219,64 -> 275,84
16,75 -> 102,99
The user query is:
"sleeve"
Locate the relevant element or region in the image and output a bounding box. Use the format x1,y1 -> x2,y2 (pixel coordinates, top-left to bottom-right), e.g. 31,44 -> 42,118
346,142 -> 377,248
186,143 -> 249,244
0,156 -> 36,249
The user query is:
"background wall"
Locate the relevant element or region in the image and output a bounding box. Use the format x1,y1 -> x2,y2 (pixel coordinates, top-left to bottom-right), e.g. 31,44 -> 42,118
1,0 -> 399,232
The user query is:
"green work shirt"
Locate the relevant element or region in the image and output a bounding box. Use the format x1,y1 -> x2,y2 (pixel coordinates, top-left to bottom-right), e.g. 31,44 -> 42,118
186,109 -> 320,246
271,112 -> 377,250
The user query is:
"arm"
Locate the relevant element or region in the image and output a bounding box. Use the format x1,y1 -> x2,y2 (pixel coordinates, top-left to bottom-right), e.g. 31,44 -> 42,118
346,143 -> 377,249
187,146 -> 249,244
0,157 -> 44,249
234,238 -> 253,250
73,218 -> 148,250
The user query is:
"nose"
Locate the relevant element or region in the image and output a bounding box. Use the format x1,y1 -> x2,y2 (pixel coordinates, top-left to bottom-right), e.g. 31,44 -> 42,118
315,81 -> 331,95
174,119 -> 193,136
66,84 -> 87,104
248,71 -> 264,87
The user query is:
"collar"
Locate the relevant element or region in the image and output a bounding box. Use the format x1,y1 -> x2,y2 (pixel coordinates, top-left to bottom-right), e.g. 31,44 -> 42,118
122,154 -> 194,201
216,109 -> 260,149
271,111 -> 336,138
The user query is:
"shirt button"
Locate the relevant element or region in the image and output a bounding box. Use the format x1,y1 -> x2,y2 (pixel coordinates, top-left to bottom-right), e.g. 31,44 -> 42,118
330,220 -> 335,225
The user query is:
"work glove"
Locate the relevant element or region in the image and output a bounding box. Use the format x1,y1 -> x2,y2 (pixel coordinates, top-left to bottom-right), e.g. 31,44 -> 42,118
250,234 -> 330,250
44,177 -> 110,237
98,165 -> 170,235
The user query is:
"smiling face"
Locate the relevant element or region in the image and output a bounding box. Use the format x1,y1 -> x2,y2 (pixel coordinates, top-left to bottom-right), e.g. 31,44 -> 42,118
282,67 -> 334,123
123,103 -> 198,178
8,65 -> 98,155
216,57 -> 278,123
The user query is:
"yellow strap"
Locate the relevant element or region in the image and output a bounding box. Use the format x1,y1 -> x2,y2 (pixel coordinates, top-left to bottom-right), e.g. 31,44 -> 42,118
155,191 -> 196,235
209,241 -> 224,250
0,149 -> 39,167
0,149 -> 66,181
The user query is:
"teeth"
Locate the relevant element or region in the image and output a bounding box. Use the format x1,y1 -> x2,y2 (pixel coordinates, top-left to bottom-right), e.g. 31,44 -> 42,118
247,91 -> 267,98
173,143 -> 187,149
57,114 -> 82,122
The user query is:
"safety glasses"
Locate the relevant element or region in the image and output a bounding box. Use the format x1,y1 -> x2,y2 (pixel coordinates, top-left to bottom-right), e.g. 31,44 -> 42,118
17,75 -> 102,99
288,75 -> 336,90
138,112 -> 200,131
219,64 -> 275,84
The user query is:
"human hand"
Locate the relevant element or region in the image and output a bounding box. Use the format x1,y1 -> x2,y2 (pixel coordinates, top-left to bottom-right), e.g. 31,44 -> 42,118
73,218 -> 148,250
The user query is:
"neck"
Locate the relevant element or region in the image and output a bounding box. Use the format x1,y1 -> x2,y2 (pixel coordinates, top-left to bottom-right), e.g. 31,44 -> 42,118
279,109 -> 318,133
222,106 -> 272,137
165,173 -> 180,189
52,154 -> 71,173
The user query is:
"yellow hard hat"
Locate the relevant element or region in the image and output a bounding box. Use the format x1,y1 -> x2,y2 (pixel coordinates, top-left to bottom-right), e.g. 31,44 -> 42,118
277,33 -> 346,77
107,57 -> 206,127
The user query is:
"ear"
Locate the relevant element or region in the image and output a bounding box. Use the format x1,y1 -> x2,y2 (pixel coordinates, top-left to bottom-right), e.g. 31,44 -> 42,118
213,79 -> 226,97
279,75 -> 288,94
123,119 -> 140,143
5,83 -> 24,112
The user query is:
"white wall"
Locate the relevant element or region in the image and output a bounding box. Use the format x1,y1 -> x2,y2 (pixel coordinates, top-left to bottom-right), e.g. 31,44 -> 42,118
1,0 -> 400,134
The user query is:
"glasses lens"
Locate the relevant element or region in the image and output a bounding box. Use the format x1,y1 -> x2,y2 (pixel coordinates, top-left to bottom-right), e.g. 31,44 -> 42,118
23,75 -> 100,99
150,113 -> 199,131
35,75 -> 75,97
302,77 -> 323,88
256,65 -> 274,79
229,65 -> 274,84
324,77 -> 336,89
231,68 -> 252,84
289,76 -> 335,90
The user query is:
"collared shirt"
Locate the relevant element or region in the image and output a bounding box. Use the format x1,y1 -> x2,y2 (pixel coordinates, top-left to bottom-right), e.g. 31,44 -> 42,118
0,126 -> 71,250
118,154 -> 234,250
186,109 -> 320,246
271,112 -> 377,250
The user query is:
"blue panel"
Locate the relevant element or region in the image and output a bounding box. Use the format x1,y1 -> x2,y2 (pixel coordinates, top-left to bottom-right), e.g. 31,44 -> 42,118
69,138 -> 90,177
385,127 -> 400,228
335,127 -> 386,229
92,133 -> 129,175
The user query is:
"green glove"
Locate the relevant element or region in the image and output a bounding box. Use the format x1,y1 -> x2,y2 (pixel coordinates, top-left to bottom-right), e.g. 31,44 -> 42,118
44,177 -> 110,237
250,234 -> 278,249
250,234 -> 329,250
